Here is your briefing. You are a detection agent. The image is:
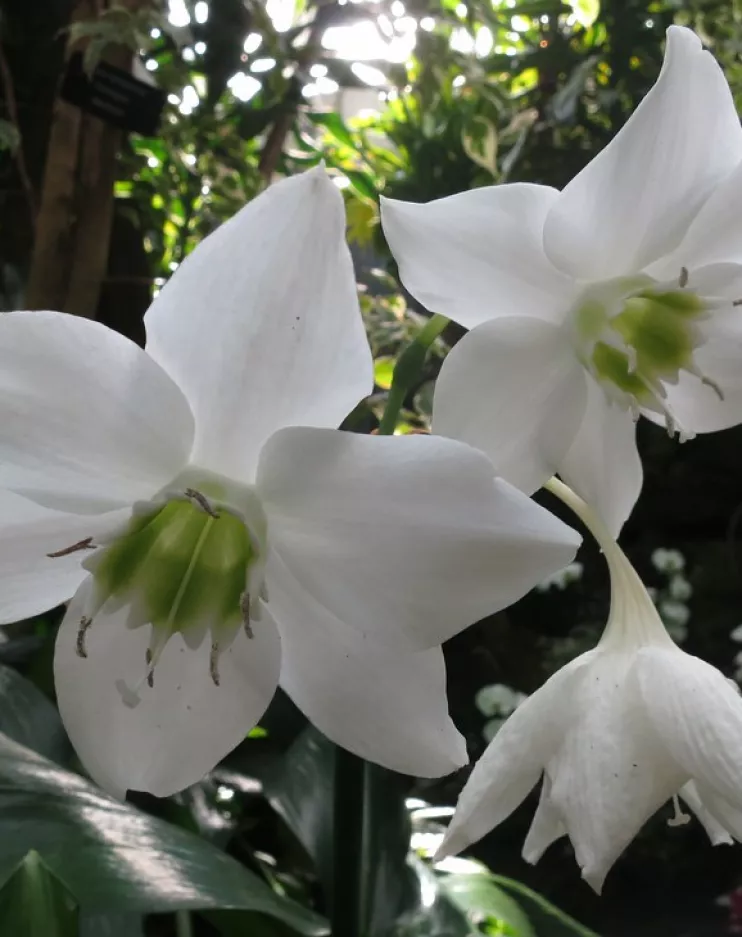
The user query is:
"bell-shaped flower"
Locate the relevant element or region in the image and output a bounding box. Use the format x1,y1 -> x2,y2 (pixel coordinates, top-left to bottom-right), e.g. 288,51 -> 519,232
438,478 -> 742,892
0,167 -> 580,798
381,25 -> 742,535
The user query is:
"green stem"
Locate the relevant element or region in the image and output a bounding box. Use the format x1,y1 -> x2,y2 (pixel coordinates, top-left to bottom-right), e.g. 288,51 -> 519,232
331,747 -> 366,937
488,875 -> 600,937
175,910 -> 194,937
377,313 -> 449,436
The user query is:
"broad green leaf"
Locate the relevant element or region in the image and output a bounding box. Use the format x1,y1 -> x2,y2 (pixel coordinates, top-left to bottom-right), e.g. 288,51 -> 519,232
442,872 -> 534,936
0,851 -> 78,937
0,663 -> 69,764
79,912 -> 145,937
0,731 -> 327,933
490,876 -> 599,937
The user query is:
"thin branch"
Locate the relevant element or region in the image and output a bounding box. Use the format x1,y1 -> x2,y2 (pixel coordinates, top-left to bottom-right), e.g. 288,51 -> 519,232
0,40 -> 37,228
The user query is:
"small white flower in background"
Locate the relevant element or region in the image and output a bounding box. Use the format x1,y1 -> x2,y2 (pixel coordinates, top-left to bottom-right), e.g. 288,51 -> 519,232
438,479 -> 742,894
0,167 -> 580,798
381,25 -> 742,536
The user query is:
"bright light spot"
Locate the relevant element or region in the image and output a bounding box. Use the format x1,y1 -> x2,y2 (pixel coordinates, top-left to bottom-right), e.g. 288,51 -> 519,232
645,17 -> 654,26
195,41 -> 206,54
168,0 -> 190,27
303,76 -> 340,97
194,0 -> 209,23
351,62 -> 387,86
244,32 -> 262,54
475,25 -> 493,56
147,156 -> 159,168
452,74 -> 465,88
169,261 -> 179,272
151,28 -> 162,38
333,175 -> 350,189
251,57 -> 276,73
145,59 -> 158,71
411,831 -> 445,857
377,13 -> 394,37
390,0 -> 405,15
182,47 -> 196,62
167,93 -> 179,104
435,855 -> 486,875
183,153 -> 197,166
388,34 -> 415,62
450,27 -> 474,53
323,21 -> 390,60
310,63 -> 328,78
540,13 -> 549,22
420,868 -> 436,907
396,15 -> 417,33
216,785 -> 236,803
456,3 -> 467,16
266,0 -> 294,32
511,14 -> 530,31
420,16 -> 435,30
178,84 -> 200,114
227,72 -> 261,102
201,184 -> 211,195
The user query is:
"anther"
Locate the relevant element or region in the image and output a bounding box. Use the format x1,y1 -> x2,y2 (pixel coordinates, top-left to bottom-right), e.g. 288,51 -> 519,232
184,488 -> 220,519
145,648 -> 154,688
733,299 -> 742,307
240,591 -> 253,639
679,267 -> 689,288
76,616 -> 92,658
47,536 -> 95,558
210,642 -> 221,686
667,794 -> 691,828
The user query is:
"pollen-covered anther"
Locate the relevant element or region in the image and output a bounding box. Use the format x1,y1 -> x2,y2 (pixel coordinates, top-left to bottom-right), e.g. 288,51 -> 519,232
47,536 -> 96,558
184,487 -> 220,519
667,794 -> 691,828
145,648 -> 155,688
678,266 -> 689,288
240,591 -> 253,639
210,642 -> 221,687
76,616 -> 92,658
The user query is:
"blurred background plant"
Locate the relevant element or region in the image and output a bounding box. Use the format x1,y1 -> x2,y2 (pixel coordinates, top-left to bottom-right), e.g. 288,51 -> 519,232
2,0 -> 742,933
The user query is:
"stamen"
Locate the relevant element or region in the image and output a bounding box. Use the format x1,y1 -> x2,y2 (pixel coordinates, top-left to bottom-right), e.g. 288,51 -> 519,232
184,488 -> 220,519
145,648 -> 154,688
667,794 -> 691,828
76,616 -> 92,658
210,642 -> 221,686
240,591 -> 253,639
732,299 -> 742,307
679,267 -> 689,288
47,536 -> 95,558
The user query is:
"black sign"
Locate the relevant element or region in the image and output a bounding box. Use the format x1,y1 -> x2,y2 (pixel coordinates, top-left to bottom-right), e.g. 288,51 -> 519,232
60,52 -> 166,136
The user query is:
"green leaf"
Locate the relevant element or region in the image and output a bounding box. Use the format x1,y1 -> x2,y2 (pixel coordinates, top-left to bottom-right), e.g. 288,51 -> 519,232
374,356 -> 395,390
0,851 -> 79,937
79,912 -> 145,937
442,872 -> 534,936
0,663 -> 69,764
490,876 -> 600,937
307,111 -> 356,150
0,731 -> 327,933
0,119 -> 20,154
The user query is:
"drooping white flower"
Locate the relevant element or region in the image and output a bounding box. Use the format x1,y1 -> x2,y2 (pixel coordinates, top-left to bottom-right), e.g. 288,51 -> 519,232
438,478 -> 742,893
381,26 -> 742,535
0,167 -> 580,798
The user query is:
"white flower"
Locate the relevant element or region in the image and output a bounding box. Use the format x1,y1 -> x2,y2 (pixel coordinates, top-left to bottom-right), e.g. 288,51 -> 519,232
438,479 -> 742,893
381,26 -> 742,536
0,167 -> 580,798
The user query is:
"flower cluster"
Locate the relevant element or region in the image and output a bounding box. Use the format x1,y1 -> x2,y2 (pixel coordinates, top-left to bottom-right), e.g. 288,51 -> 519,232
1,23 -> 741,893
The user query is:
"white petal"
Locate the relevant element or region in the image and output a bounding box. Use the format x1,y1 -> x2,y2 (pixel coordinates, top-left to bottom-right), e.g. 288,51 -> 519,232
0,493 -> 128,624
679,781 -> 734,846
267,553 -> 466,777
145,167 -> 373,483
557,377 -> 642,537
635,646 -> 742,808
543,27 -> 742,281
692,783 -> 742,843
438,655 -> 587,859
55,581 -> 281,798
0,312 -> 194,513
522,778 -> 567,864
257,427 -> 581,651
432,317 -> 588,495
547,652 -> 684,894
380,185 -> 576,331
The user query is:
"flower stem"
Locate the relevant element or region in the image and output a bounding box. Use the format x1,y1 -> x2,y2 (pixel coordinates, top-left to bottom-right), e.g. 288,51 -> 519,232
331,747 -> 366,937
175,910 -> 194,937
376,314 -> 449,436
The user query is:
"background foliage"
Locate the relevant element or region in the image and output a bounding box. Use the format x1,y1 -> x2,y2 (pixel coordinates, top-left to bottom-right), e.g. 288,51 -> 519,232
2,0 -> 742,934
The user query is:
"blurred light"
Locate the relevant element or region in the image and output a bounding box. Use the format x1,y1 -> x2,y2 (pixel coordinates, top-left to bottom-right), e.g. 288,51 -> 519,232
228,72 -> 262,101
303,76 -> 340,97
168,0 -> 190,27
266,0 -> 294,32
323,21 -> 390,60
333,175 -> 350,189
178,84 -> 199,114
310,63 -> 328,78
377,13 -> 395,37
194,41 -> 206,54
390,0 -> 405,15
251,57 -> 277,73
450,28 -> 474,53
511,14 -> 530,31
645,17 -> 654,26
145,59 -> 158,70
351,61 -> 387,86
194,0 -> 209,23
201,184 -> 211,195
396,16 -> 417,33
169,261 -> 179,271
147,156 -> 158,168
475,25 -> 493,56
182,47 -> 196,62
388,34 -> 415,62
183,153 -> 197,166
244,32 -> 262,54
216,785 -> 236,803
150,27 -> 162,38
455,3 -> 467,16
167,93 -> 180,104
420,16 -> 435,30
452,74 -> 465,87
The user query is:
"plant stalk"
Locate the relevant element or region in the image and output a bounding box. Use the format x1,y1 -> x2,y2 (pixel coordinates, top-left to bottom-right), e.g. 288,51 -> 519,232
331,747 -> 366,937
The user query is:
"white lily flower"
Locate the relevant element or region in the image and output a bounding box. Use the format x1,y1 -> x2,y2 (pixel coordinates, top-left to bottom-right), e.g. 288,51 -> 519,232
0,167 -> 580,798
381,25 -> 742,535
438,478 -> 742,893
